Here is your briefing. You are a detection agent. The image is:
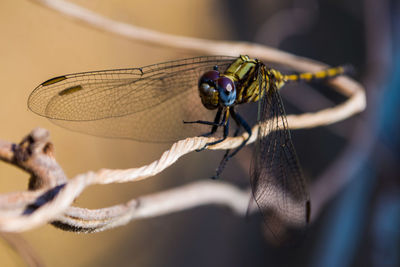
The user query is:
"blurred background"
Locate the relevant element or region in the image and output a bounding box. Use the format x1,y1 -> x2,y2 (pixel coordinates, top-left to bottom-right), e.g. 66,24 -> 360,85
0,0 -> 399,266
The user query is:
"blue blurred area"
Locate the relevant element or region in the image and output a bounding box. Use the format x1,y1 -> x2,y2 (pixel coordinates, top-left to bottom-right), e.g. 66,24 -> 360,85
311,166 -> 376,267
379,28 -> 400,154
372,193 -> 400,267
311,1 -> 400,266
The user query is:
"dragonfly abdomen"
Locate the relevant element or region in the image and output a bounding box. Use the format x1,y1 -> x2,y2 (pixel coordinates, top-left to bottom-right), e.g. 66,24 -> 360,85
282,65 -> 349,83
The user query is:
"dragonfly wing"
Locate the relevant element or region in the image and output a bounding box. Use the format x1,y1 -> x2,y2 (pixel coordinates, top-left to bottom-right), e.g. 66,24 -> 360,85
28,56 -> 234,142
250,83 -> 310,238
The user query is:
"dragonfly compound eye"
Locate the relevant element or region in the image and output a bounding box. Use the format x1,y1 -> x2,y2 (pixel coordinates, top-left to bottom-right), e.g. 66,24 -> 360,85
200,70 -> 220,83
198,70 -> 220,110
217,76 -> 236,106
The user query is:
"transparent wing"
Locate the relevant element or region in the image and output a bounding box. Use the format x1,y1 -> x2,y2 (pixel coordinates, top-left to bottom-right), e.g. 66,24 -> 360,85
250,82 -> 310,239
28,56 -> 235,142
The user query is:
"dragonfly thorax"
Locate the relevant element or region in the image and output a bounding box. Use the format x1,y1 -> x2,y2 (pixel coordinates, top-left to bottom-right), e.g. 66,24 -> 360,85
198,70 -> 236,110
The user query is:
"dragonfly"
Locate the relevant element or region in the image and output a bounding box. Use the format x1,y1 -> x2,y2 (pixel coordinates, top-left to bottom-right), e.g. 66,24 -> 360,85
28,55 -> 348,238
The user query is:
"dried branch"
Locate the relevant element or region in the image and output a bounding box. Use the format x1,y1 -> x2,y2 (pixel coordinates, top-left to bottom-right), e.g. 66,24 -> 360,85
0,0 -> 366,233
0,129 -> 252,232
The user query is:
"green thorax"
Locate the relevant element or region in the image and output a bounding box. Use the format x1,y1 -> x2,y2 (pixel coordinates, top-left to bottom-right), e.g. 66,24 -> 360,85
222,55 -> 274,105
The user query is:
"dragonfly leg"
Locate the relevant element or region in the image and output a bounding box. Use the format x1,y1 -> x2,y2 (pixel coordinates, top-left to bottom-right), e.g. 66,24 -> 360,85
196,111 -> 230,152
183,120 -> 222,126
199,108 -> 223,137
213,109 -> 252,179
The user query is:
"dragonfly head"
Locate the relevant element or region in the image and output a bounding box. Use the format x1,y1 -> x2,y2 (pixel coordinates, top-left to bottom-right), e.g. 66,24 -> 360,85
216,76 -> 236,107
198,71 -> 236,109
